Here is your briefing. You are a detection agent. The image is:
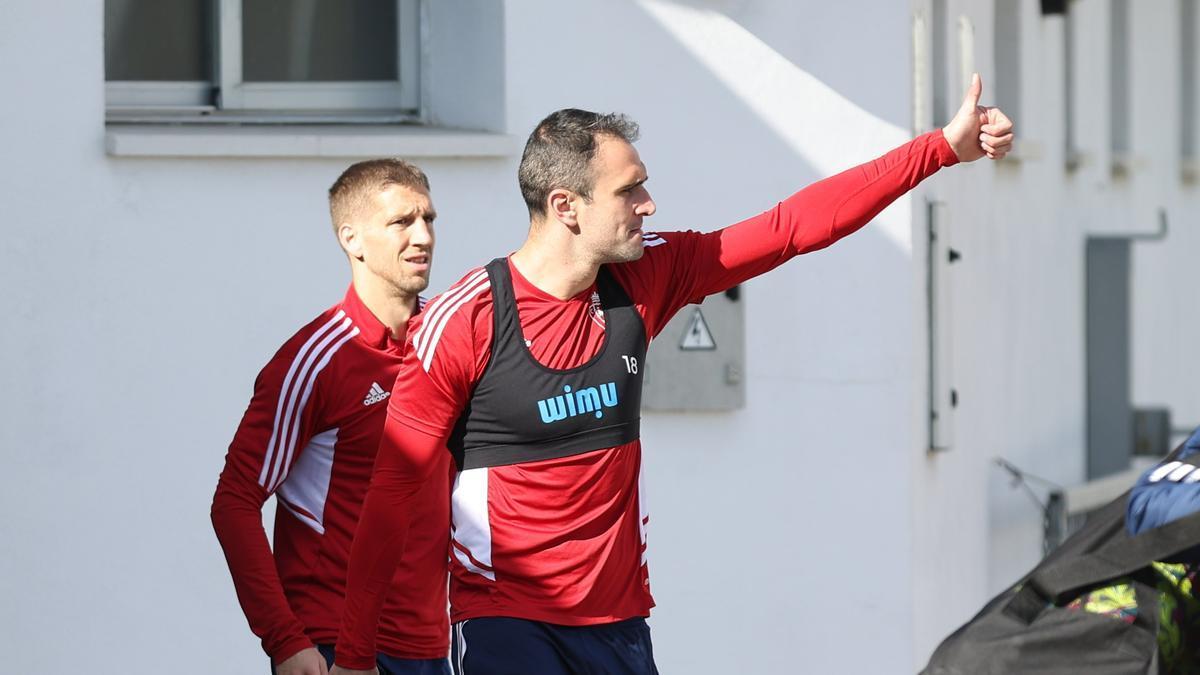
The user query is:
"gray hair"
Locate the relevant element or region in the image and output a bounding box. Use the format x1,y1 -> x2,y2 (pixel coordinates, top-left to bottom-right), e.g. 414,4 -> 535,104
517,109 -> 641,218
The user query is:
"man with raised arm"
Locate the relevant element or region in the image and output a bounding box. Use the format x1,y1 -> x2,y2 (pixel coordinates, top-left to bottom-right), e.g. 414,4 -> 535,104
333,76 -> 1012,674
212,160 -> 451,675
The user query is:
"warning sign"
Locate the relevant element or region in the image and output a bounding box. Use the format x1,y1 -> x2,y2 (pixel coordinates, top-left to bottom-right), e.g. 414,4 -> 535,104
679,308 -> 716,350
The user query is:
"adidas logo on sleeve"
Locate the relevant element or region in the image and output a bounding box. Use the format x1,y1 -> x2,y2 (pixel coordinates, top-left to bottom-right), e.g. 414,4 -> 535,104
363,382 -> 391,406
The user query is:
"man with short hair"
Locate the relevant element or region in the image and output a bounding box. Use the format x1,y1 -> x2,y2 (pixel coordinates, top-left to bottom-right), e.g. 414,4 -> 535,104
212,159 -> 451,675
332,75 -> 1013,674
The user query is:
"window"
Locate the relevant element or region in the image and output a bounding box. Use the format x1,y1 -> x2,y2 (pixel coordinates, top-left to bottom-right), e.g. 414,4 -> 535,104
931,0 -> 950,128
957,15 -> 976,112
1109,0 -> 1131,171
104,0 -> 420,123
1063,0 -> 1079,169
913,1 -> 961,131
913,10 -> 931,132
1183,0 -> 1198,177
994,0 -> 1022,129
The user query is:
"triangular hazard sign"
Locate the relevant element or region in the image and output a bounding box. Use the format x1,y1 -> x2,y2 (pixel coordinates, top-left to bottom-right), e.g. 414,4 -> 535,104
679,308 -> 716,350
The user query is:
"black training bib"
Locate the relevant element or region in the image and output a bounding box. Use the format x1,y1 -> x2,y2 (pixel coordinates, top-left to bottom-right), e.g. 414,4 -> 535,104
447,258 -> 646,470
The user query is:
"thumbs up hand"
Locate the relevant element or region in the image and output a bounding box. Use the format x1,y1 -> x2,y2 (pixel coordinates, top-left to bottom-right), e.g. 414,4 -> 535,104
942,73 -> 1014,162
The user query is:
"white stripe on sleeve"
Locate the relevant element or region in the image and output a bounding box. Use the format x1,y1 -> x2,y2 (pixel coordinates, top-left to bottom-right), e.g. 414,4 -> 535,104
1149,461 -> 1183,483
420,277 -> 490,372
268,323 -> 359,491
259,311 -> 346,487
412,269 -> 488,356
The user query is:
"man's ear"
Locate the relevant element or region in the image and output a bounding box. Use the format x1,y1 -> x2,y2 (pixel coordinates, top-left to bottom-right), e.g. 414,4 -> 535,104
547,188 -> 579,228
338,222 -> 363,260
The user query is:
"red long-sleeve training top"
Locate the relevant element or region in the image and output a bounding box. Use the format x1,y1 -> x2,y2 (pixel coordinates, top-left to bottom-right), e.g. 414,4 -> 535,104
335,131 -> 958,668
212,286 -> 449,664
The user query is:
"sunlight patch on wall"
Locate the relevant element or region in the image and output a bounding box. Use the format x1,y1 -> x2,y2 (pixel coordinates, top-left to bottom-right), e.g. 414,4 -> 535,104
639,0 -> 913,253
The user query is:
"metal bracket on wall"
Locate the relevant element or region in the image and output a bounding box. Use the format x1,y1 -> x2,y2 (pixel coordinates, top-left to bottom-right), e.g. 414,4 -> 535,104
1089,208 -> 1170,243
928,198 -> 957,452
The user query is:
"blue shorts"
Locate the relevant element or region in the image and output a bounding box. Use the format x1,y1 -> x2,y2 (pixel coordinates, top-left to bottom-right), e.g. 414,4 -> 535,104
450,617 -> 659,675
270,645 -> 450,675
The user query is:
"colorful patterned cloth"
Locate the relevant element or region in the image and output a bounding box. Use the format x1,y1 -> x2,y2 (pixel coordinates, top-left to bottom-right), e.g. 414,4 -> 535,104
1065,563 -> 1200,672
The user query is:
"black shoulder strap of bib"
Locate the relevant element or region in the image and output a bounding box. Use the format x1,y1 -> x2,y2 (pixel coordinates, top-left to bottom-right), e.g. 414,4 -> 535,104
485,257 -> 518,350
594,264 -> 633,308
486,258 -> 632,321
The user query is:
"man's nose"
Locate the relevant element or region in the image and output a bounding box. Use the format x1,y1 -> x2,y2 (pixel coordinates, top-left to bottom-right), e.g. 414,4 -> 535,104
411,220 -> 434,247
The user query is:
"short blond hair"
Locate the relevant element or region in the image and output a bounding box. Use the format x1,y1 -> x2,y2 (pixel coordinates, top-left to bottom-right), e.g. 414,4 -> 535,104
328,159 -> 431,230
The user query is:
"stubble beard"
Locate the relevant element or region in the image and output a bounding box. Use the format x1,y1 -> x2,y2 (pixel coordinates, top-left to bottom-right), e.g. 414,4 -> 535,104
384,262 -> 430,298
395,272 -> 430,296
588,230 -> 644,265
605,239 -> 645,264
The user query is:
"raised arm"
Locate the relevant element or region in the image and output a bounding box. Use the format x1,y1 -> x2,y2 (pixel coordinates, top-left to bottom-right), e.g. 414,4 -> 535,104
642,74 -> 1012,314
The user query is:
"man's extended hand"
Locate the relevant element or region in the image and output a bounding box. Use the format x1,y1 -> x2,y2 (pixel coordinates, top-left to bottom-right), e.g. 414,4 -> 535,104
942,73 -> 1014,162
275,647 -> 330,675
329,665 -> 379,675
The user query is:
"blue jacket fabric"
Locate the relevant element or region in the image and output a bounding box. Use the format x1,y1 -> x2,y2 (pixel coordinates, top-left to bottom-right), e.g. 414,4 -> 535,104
1126,426 -> 1200,564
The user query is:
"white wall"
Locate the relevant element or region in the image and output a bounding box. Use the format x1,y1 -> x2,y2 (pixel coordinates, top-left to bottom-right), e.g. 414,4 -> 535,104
0,3 -> 521,670
6,0 -> 1197,673
910,0 -> 1200,667
909,3 -> 1090,663
1128,0 -> 1200,437
0,1 -> 924,671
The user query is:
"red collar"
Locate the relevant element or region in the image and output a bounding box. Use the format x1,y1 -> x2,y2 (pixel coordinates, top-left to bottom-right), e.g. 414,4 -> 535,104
340,284 -> 422,351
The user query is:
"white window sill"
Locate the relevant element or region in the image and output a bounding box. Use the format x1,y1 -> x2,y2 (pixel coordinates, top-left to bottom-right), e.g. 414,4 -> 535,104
105,124 -> 520,159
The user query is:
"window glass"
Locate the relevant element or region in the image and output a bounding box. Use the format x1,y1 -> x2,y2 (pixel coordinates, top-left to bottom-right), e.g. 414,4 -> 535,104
1110,0 -> 1130,155
241,0 -> 398,82
1183,0 -> 1197,160
104,0 -> 213,81
994,0 -> 1021,122
930,0 -> 949,127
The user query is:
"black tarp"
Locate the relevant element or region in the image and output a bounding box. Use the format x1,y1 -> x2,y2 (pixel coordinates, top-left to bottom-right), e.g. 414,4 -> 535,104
922,443 -> 1200,675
